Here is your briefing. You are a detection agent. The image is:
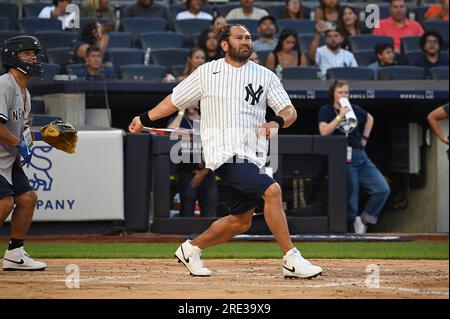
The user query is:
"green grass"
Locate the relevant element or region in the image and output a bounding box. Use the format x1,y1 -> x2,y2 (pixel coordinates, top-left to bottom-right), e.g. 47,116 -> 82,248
16,242 -> 449,260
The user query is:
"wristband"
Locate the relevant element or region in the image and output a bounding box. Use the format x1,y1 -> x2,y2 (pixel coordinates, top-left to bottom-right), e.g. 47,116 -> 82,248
336,115 -> 342,123
139,111 -> 153,127
271,115 -> 285,128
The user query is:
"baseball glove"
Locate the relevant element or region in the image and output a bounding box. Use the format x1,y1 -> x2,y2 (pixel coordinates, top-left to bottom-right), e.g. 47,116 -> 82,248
40,120 -> 78,154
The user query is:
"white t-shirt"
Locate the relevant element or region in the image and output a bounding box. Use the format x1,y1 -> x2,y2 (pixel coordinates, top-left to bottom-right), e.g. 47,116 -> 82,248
38,6 -> 77,30
315,45 -> 359,77
175,10 -> 213,20
226,7 -> 269,20
171,58 -> 292,171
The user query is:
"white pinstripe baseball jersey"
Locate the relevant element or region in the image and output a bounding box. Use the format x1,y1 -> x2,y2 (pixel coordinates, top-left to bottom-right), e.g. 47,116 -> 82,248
171,58 -> 293,171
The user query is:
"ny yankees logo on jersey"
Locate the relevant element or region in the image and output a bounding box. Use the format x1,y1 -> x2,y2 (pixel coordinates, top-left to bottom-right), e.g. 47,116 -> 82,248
245,84 -> 264,105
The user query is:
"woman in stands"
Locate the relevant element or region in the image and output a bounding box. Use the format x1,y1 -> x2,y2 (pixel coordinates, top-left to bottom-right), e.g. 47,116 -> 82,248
197,29 -> 222,62
314,0 -> 340,23
337,5 -> 368,50
266,28 -> 308,74
282,0 -> 308,19
178,47 -> 206,81
75,21 -> 113,66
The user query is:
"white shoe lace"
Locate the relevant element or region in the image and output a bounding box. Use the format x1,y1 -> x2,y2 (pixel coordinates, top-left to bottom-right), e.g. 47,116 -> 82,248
292,249 -> 312,267
192,249 -> 205,268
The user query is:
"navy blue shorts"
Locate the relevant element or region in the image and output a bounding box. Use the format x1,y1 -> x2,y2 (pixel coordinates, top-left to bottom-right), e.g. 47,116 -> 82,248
0,163 -> 32,198
214,156 -> 276,214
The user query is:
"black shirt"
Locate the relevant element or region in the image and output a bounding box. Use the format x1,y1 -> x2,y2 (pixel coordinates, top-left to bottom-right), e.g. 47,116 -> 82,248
318,104 -> 368,149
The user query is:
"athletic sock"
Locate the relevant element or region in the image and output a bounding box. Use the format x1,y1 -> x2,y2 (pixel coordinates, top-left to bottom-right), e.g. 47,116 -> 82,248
8,238 -> 24,251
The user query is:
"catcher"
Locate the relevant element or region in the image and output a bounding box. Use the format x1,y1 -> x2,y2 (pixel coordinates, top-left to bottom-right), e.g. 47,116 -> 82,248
0,35 -> 77,271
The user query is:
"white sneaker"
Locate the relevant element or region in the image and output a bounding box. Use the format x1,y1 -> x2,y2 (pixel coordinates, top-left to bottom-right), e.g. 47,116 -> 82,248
175,240 -> 212,277
282,248 -> 322,279
354,216 -> 368,234
3,247 -> 46,271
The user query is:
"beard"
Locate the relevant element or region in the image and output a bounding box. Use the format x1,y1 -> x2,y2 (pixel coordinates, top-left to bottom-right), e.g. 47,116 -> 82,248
227,43 -> 253,62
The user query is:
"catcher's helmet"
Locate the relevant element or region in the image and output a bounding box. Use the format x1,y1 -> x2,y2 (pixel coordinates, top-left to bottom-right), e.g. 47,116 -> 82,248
2,35 -> 44,76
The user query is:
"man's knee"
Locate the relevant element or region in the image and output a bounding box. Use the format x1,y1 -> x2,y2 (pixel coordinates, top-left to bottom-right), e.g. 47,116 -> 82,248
230,212 -> 253,234
16,191 -> 38,208
263,183 -> 282,201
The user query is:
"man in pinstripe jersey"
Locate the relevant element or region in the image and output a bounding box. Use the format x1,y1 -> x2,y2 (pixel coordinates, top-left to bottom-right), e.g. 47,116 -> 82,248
129,25 -> 323,279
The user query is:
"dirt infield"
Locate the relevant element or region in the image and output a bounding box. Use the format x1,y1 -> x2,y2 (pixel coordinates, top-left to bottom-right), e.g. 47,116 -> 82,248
0,259 -> 447,299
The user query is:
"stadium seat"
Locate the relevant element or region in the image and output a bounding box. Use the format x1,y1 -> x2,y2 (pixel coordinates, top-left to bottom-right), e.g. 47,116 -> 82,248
429,66 -> 449,80
122,17 -> 168,44
354,50 -> 377,66
277,19 -> 316,35
404,50 -> 423,65
31,99 -> 45,114
217,2 -> 241,16
23,2 -> 51,17
66,63 -> 84,76
33,31 -> 78,52
173,19 -> 212,37
42,63 -> 61,80
0,30 -> 24,46
150,48 -> 190,70
109,48 -> 145,75
422,20 -> 449,45
348,35 -> 394,52
326,67 -> 375,80
171,64 -> 185,79
255,50 -> 272,66
18,17 -> 62,33
79,17 -> 113,31
282,67 -> 321,80
140,32 -> 185,50
228,19 -> 259,34
46,47 -> 75,73
414,5 -> 430,24
0,17 -> 9,30
400,36 -> 421,57
377,66 -> 426,80
0,3 -> 18,30
108,32 -> 133,48
120,64 -> 168,81
298,33 -> 325,54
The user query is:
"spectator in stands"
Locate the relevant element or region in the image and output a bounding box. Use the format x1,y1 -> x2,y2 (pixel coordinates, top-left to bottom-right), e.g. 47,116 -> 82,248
38,0 -> 77,30
198,29 -> 222,62
414,30 -> 449,76
308,22 -> 358,77
318,80 -> 390,233
427,103 -> 449,158
226,0 -> 269,21
282,0 -> 308,19
123,0 -> 174,31
211,16 -> 228,35
266,28 -> 308,74
72,45 -> 116,80
167,104 -> 217,218
314,0 -> 340,23
425,0 -> 449,21
253,16 -> 279,52
176,0 -> 213,21
249,50 -> 260,64
75,21 -> 113,66
81,0 -> 115,19
368,43 -> 396,77
373,0 -> 424,52
178,47 -> 206,81
338,5 -> 369,50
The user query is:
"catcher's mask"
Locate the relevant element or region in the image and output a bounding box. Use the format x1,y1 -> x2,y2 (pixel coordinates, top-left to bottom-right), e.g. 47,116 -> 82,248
2,35 -> 44,77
